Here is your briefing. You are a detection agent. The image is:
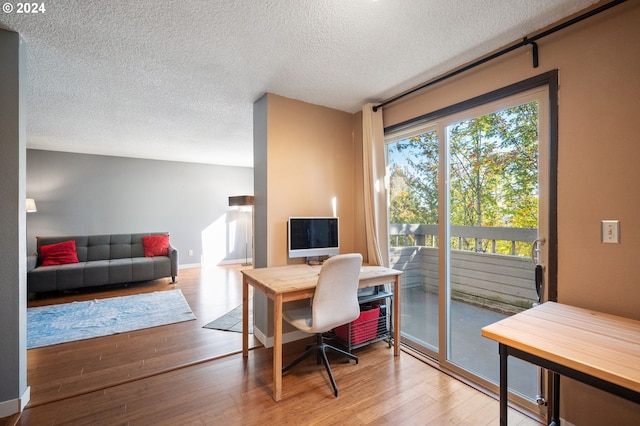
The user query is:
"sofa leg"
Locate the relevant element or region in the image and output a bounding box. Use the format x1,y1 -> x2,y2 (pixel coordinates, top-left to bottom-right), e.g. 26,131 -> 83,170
171,276 -> 177,284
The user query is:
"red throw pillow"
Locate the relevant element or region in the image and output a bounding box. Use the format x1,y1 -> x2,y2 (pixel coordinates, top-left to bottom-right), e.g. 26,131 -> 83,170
142,235 -> 170,257
40,240 -> 79,266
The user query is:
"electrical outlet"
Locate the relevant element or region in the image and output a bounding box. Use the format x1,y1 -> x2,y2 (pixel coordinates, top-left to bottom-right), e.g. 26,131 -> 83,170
188,249 -> 194,256
601,220 -> 620,243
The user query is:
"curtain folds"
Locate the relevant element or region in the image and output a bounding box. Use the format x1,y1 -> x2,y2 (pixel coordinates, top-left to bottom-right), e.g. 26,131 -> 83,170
361,103 -> 389,267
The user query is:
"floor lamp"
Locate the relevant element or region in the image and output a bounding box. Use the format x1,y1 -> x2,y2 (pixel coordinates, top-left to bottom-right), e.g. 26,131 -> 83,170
228,195 -> 254,266
26,198 -> 37,256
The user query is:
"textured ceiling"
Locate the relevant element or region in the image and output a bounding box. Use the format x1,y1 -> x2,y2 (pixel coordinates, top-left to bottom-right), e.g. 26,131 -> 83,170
1,0 -> 598,167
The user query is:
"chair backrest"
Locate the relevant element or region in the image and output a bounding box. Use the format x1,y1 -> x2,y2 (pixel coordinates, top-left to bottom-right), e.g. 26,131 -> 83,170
311,253 -> 363,331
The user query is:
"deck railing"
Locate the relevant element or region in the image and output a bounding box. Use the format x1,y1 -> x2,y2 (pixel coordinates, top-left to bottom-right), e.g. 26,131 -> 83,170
389,223 -> 538,255
388,223 -> 539,314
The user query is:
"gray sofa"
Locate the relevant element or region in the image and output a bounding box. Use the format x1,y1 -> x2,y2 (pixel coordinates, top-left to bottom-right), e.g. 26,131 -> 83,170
27,233 -> 178,294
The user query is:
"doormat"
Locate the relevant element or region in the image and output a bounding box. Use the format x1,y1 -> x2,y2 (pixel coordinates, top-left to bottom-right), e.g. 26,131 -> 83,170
203,299 -> 252,333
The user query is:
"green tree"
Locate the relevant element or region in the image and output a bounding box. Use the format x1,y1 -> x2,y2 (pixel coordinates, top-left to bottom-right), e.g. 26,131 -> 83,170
388,130 -> 439,225
387,101 -> 539,256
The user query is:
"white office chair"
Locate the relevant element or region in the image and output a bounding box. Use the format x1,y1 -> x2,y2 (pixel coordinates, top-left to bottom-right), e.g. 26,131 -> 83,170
282,253 -> 363,397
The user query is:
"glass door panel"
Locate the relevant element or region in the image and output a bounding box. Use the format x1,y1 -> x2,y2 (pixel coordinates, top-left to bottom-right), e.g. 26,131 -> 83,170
445,100 -> 541,400
387,127 -> 439,353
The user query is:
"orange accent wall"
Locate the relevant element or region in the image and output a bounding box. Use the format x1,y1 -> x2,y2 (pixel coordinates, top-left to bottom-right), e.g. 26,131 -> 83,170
259,93 -> 357,267
252,93 -> 362,342
381,2 -> 640,424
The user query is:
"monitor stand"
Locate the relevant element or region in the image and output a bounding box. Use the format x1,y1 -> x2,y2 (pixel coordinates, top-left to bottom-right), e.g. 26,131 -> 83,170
306,255 -> 330,265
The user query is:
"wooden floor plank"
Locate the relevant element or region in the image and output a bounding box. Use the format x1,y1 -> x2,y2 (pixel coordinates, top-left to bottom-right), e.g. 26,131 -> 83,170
1,264 -> 541,425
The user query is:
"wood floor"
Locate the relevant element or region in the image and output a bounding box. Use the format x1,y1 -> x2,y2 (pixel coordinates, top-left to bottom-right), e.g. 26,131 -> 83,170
3,264 -> 540,425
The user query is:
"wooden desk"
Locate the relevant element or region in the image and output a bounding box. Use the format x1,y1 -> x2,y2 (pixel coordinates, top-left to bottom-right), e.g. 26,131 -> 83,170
241,264 -> 402,401
482,302 -> 640,426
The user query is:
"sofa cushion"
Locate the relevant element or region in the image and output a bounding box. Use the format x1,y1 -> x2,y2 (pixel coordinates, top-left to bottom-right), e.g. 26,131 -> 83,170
40,240 -> 79,266
52,262 -> 86,290
142,235 -> 169,257
84,260 -> 111,286
130,257 -> 155,281
86,234 -> 112,261
111,234 -> 134,259
108,258 -> 133,284
27,265 -> 59,292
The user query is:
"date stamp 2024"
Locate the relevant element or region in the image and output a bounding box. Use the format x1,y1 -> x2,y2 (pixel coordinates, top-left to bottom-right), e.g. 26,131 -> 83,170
3,2 -> 46,14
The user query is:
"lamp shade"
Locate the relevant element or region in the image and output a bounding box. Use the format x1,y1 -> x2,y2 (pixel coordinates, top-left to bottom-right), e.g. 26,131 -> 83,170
228,195 -> 254,207
26,198 -> 37,213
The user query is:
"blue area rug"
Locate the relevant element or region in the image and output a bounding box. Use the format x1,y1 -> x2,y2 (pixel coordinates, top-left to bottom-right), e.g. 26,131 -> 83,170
28,289 -> 196,349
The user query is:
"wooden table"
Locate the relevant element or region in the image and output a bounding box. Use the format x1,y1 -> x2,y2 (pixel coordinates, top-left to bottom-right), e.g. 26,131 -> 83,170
241,264 -> 402,401
482,302 -> 640,426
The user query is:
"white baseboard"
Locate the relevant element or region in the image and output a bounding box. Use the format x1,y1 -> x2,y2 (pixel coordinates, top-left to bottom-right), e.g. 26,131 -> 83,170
253,326 -> 310,348
178,258 -> 253,269
0,386 -> 30,418
217,258 -> 253,266
178,263 -> 201,269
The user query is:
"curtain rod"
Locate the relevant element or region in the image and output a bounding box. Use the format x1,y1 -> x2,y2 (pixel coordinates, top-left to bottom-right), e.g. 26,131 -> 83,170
372,0 -> 627,112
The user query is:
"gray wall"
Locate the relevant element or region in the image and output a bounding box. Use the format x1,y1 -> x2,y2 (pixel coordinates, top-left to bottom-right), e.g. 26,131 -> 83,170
26,150 -> 254,266
0,29 -> 28,417
252,94 -> 269,344
253,94 -> 268,269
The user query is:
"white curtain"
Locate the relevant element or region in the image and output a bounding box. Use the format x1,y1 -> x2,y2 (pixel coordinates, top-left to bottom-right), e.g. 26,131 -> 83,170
362,103 -> 389,267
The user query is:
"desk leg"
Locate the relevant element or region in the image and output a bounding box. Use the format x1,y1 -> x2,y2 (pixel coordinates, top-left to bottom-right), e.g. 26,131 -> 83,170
393,274 -> 401,356
273,293 -> 283,401
549,372 -> 560,426
242,276 -> 249,358
499,343 -> 508,426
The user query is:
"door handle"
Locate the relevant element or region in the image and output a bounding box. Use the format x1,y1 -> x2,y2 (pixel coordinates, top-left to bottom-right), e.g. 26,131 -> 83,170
531,239 -> 548,408
530,237 -> 545,265
531,238 -> 545,305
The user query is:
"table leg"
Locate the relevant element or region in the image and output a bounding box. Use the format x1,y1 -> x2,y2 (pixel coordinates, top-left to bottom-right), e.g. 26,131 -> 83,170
499,343 -> 508,426
393,274 -> 401,356
273,293 -> 283,401
242,276 -> 249,357
550,372 -> 560,426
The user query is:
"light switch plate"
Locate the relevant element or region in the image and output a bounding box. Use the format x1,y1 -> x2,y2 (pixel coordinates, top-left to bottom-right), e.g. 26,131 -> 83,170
601,220 -> 620,243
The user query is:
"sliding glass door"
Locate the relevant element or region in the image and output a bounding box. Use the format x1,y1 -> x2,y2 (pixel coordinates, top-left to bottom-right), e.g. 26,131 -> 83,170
388,124 -> 440,354
386,80 -> 554,418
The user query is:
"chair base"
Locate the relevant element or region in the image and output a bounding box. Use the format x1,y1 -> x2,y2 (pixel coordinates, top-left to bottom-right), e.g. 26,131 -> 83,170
282,333 -> 358,397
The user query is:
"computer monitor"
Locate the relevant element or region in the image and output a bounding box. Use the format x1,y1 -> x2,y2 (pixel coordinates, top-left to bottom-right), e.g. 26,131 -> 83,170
287,217 -> 339,259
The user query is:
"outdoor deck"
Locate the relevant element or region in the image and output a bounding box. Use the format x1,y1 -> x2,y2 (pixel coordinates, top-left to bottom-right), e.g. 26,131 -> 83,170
401,285 -> 538,398
389,223 -> 541,400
